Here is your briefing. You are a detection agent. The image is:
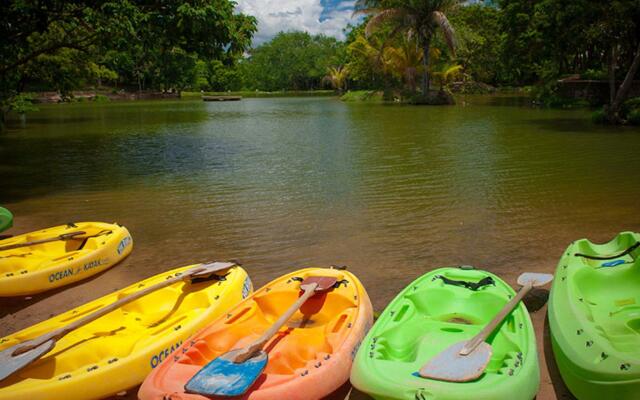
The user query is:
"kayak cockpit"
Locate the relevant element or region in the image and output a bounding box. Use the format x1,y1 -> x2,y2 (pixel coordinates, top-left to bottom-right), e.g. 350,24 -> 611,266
571,258 -> 640,358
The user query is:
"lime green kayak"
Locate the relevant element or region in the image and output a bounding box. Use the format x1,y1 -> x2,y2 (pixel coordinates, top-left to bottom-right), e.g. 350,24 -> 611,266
0,208 -> 12,233
549,231 -> 640,400
350,266 -> 539,400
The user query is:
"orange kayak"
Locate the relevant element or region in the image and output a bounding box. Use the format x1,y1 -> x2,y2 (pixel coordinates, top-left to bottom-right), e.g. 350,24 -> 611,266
138,267 -> 373,400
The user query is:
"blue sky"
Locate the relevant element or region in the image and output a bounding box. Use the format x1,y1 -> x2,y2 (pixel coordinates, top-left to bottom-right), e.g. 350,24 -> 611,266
236,0 -> 359,44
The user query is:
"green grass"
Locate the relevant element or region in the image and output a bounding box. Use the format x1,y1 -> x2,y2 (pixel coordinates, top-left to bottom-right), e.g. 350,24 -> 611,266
340,90 -> 384,102
181,90 -> 336,98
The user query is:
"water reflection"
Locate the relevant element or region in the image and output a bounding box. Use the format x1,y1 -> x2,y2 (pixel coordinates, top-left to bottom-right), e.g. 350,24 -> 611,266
1,96 -> 639,319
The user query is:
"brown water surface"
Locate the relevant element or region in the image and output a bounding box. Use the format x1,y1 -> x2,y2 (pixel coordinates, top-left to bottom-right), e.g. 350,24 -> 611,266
1,96 -> 639,399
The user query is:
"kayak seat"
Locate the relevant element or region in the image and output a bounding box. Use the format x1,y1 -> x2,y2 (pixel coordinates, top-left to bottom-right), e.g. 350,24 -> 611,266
0,226 -> 114,276
572,261 -> 640,356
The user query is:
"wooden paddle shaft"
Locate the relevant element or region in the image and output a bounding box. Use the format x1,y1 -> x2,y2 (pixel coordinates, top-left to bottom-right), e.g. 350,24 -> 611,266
233,282 -> 319,363
0,231 -> 86,252
12,263 -> 229,356
460,282 -> 534,356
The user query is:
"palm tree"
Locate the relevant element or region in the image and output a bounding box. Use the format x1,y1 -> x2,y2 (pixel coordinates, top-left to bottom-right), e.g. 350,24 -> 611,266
323,65 -> 349,93
382,33 -> 425,92
354,0 -> 458,94
348,33 -> 387,73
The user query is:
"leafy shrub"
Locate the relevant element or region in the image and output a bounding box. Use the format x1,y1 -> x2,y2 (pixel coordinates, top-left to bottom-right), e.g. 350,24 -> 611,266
581,69 -> 607,80
591,108 -> 607,124
92,94 -> 110,102
627,109 -> 640,125
9,93 -> 38,114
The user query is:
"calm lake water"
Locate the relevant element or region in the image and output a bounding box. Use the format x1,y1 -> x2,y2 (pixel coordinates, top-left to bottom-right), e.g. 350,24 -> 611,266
1,96 -> 640,322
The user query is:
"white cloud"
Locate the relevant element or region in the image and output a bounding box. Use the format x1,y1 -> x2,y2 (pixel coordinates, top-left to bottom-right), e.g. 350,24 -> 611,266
236,0 -> 357,45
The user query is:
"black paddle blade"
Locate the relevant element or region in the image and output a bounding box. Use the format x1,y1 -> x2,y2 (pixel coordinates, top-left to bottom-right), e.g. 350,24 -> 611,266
185,349 -> 268,397
0,339 -> 56,382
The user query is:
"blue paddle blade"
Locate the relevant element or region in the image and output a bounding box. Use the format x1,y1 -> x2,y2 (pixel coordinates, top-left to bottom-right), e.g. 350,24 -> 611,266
184,350 -> 268,397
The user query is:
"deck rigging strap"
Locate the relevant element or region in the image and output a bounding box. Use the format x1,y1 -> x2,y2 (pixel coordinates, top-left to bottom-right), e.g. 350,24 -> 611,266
435,275 -> 495,291
574,242 -> 640,260
292,276 -> 347,289
77,229 -> 114,250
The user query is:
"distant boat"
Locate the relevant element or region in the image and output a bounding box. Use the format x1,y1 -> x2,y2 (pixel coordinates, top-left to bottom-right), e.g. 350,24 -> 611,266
202,95 -> 242,101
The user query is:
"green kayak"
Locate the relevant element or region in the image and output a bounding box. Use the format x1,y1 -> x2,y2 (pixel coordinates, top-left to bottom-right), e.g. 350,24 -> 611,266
0,207 -> 12,233
549,231 -> 640,400
350,266 -> 539,400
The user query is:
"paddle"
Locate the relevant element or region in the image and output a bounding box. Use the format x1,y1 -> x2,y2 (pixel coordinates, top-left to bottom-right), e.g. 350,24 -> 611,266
0,231 -> 86,252
184,275 -> 337,397
419,272 -> 553,382
0,261 -> 236,382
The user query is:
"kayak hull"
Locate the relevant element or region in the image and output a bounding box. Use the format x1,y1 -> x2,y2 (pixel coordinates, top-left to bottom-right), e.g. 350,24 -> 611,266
0,222 -> 133,296
0,208 -> 12,233
548,231 -> 640,400
0,264 -> 252,400
350,266 -> 539,400
139,267 -> 373,400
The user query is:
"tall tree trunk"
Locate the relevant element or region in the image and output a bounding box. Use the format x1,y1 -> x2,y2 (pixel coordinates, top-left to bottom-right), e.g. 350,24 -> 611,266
421,37 -> 431,95
609,41 -> 640,123
609,46 -> 616,105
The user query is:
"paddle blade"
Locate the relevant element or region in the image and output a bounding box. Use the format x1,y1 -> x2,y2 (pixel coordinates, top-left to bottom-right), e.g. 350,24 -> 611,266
300,276 -> 337,292
189,261 -> 236,279
517,272 -> 553,287
419,341 -> 492,382
0,339 -> 55,382
185,349 -> 268,397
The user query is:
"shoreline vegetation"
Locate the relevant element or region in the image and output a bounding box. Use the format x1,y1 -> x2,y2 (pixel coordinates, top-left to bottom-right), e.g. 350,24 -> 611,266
2,1 -> 640,126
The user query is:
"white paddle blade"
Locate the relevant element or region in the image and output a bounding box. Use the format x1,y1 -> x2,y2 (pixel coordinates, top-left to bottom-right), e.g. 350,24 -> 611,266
517,273 -> 553,287
419,341 -> 492,382
0,339 -> 55,382
190,262 -> 236,277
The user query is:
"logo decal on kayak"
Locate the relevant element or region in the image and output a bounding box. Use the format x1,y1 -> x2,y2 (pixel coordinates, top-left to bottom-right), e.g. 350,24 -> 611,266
117,236 -> 131,255
49,268 -> 75,283
242,276 -> 252,299
150,340 -> 183,368
49,258 -> 109,283
83,258 -> 107,271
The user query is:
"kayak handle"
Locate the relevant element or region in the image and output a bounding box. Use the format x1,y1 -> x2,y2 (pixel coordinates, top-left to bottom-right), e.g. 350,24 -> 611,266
575,242 -> 640,260
434,275 -> 495,291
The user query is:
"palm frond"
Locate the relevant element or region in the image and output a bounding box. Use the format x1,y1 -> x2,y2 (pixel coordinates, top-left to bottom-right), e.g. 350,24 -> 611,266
353,0 -> 382,13
323,65 -> 349,90
432,11 -> 456,56
352,7 -> 381,16
444,65 -> 463,80
378,24 -> 407,53
365,8 -> 405,37
430,46 -> 441,61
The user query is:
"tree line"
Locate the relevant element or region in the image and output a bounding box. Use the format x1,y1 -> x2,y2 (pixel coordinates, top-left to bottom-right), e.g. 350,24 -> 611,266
2,1 -> 640,123
1,0 -> 257,120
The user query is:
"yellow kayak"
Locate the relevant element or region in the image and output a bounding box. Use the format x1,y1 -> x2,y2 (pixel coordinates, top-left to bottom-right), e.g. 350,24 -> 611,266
0,263 -> 252,400
0,222 -> 132,296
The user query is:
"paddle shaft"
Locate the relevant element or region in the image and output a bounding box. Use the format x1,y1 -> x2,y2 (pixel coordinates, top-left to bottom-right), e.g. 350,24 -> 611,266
0,231 -> 86,252
460,281 -> 534,356
233,282 -> 319,363
12,263 -> 226,356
